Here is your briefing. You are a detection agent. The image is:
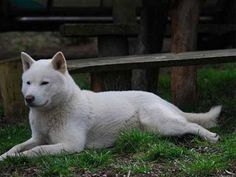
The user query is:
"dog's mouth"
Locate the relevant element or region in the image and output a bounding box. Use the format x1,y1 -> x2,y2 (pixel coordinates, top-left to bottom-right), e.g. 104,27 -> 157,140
28,100 -> 49,108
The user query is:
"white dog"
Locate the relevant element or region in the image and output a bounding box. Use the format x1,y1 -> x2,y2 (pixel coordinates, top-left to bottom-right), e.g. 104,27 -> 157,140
0,52 -> 221,160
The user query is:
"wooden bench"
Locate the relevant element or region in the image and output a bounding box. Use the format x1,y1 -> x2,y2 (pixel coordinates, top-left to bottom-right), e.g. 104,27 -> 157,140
67,48 -> 236,91
0,48 -> 235,123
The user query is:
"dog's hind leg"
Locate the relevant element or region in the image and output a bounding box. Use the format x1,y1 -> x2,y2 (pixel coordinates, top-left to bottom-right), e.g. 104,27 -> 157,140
138,104 -> 219,143
183,122 -> 219,143
181,106 -> 222,128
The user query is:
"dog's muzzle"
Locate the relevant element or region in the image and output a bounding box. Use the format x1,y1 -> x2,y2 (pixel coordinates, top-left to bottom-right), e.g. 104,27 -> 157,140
25,95 -> 35,104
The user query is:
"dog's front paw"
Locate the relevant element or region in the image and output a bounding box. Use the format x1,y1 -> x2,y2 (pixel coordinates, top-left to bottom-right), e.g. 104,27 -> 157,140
0,155 -> 4,161
208,133 -> 220,143
0,153 -> 8,161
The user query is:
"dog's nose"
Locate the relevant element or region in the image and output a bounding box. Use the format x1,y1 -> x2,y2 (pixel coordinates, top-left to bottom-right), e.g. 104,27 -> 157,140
25,95 -> 35,104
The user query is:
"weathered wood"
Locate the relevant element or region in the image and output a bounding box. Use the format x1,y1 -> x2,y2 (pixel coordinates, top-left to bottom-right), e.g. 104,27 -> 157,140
94,36 -> 131,91
138,0 -> 167,54
91,0 -> 136,91
199,24 -> 236,35
54,0 -> 100,7
67,49 -> 236,73
221,1 -> 236,48
132,0 -> 167,93
113,0 -> 136,24
0,59 -> 27,123
91,74 -> 102,92
54,0 -> 142,8
60,23 -> 139,37
102,0 -> 141,8
170,0 -> 200,108
164,23 -> 236,37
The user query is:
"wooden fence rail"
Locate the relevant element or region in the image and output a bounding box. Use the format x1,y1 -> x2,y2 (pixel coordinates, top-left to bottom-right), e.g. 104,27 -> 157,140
67,49 -> 236,73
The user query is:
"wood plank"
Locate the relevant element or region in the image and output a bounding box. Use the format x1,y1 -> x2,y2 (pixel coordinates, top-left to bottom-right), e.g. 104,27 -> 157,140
4,49 -> 235,73
103,0 -> 141,7
54,0 -> 141,8
54,0 -> 100,7
60,23 -> 139,37
67,49 -> 236,73
199,24 -> 236,35
0,59 -> 27,123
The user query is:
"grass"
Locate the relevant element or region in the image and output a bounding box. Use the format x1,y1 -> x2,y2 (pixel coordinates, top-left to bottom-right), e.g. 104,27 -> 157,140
114,129 -> 158,153
0,124 -> 31,154
39,150 -> 112,176
144,141 -> 186,161
179,132 -> 236,176
0,64 -> 235,176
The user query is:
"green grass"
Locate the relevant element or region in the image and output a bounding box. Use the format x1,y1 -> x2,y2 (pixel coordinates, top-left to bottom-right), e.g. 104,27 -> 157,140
179,132 -> 236,177
72,73 -> 90,90
39,150 -> 112,176
144,141 -> 186,161
0,129 -> 236,176
0,64 -> 235,176
0,124 -> 31,154
180,154 -> 228,177
114,129 -> 158,153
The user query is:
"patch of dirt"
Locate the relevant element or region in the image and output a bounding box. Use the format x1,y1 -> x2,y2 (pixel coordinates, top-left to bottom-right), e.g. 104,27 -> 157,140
1,166 -> 39,177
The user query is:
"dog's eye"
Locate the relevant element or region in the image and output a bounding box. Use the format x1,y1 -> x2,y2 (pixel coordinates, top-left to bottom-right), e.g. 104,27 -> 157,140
41,81 -> 49,85
26,81 -> 31,85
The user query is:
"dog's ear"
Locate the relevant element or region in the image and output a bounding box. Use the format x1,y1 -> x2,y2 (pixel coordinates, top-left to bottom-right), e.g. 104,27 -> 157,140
51,51 -> 67,74
21,52 -> 35,72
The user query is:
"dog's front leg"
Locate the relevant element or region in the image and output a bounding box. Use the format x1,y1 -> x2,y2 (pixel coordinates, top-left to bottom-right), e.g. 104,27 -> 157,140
18,143 -> 84,157
0,138 -> 40,160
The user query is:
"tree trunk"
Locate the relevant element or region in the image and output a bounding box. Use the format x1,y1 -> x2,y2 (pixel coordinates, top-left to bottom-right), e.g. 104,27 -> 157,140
170,0 -> 200,108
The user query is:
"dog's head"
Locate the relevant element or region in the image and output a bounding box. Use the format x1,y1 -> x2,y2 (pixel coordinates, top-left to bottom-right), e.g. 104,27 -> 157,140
21,52 -> 70,109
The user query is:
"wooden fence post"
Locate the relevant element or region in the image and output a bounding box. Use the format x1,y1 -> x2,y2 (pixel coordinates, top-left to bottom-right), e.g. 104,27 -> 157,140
91,0 -> 136,91
132,0 -> 167,93
170,0 -> 200,108
96,36 -> 131,91
0,59 -> 27,123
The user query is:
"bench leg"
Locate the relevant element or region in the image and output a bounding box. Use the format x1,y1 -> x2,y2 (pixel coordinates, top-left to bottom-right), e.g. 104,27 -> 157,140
91,73 -> 102,92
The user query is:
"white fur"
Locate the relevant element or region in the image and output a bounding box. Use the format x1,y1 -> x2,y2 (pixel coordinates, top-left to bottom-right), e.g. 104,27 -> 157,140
0,52 -> 222,160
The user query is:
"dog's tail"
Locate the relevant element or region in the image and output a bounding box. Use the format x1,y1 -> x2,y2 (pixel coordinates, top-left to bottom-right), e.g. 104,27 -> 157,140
181,106 -> 222,128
